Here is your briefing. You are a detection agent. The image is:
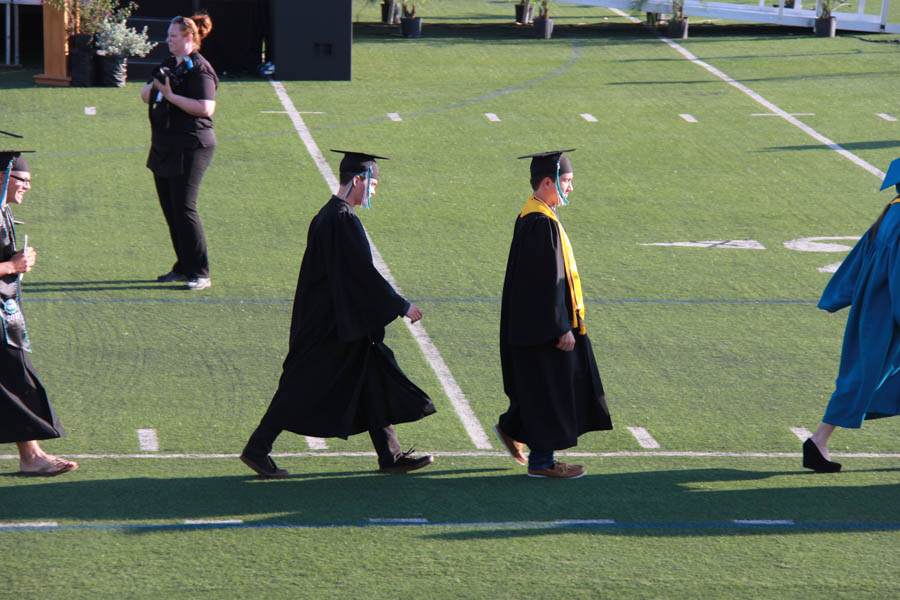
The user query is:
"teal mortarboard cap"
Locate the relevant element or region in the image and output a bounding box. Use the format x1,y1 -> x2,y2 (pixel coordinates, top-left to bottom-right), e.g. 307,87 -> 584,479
880,157 -> 900,194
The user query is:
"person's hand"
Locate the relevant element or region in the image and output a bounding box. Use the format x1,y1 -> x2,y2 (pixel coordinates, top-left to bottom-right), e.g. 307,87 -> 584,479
556,330 -> 575,352
158,74 -> 174,99
406,303 -> 423,324
10,247 -> 35,274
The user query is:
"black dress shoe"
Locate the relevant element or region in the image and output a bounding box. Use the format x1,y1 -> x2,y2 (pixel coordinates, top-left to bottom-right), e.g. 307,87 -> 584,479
802,438 -> 842,473
240,453 -> 289,478
379,449 -> 434,473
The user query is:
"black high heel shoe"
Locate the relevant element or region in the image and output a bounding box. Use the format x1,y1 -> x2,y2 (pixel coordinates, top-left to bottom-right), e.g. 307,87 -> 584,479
802,438 -> 842,473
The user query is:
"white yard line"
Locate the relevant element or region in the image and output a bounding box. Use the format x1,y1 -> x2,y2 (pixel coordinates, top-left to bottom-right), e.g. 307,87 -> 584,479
184,519 -> 244,525
136,428 -> 159,452
877,113 -> 897,122
269,80 -> 492,450
3,450 -> 897,460
626,426 -> 661,449
305,436 -> 328,450
733,519 -> 795,525
790,426 -> 812,441
0,521 -> 58,528
609,7 -> 884,181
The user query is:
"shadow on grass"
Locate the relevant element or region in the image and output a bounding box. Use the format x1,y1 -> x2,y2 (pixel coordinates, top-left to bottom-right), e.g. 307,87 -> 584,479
760,140 -> 900,152
1,466 -> 897,535
22,280 -> 183,293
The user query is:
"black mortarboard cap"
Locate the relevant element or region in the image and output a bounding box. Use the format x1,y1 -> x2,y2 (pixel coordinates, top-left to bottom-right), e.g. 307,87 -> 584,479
331,149 -> 388,180
517,149 -> 575,180
0,150 -> 35,173
880,157 -> 900,194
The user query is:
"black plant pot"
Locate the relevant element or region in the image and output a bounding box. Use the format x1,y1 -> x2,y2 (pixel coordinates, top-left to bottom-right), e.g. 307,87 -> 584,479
814,16 -> 836,37
381,1 -> 396,24
515,4 -> 535,24
68,33 -> 97,87
534,17 -> 553,39
668,17 -> 688,39
400,16 -> 422,38
97,55 -> 127,87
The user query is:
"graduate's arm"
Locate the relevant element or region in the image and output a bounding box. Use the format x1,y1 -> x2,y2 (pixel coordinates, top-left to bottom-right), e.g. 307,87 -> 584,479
327,213 -> 410,340
0,247 -> 34,276
818,233 -> 866,313
506,216 -> 572,346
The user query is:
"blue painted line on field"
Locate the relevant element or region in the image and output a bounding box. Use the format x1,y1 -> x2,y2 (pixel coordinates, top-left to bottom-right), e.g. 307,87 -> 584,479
1,520 -> 898,533
19,297 -> 817,305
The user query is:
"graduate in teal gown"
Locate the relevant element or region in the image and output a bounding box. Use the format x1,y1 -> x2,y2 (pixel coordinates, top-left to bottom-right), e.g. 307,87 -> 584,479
804,159 -> 900,472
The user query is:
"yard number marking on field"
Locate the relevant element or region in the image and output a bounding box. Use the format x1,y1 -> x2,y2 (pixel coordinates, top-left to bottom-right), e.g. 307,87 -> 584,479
269,79 -> 492,450
626,426 -> 661,449
641,240 -> 766,249
877,113 -> 897,122
580,113 -> 598,122
387,112 -> 403,122
679,113 -> 698,123
484,112 -> 502,122
790,427 -> 812,441
136,428 -> 159,452
305,436 -> 328,450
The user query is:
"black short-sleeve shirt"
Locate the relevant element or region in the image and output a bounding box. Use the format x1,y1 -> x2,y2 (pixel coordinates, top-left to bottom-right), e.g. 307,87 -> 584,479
148,51 -> 218,150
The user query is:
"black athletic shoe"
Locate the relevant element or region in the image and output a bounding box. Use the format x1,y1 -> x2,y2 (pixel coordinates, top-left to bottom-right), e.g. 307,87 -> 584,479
240,453 -> 290,478
379,449 -> 434,473
157,270 -> 188,282
802,438 -> 841,473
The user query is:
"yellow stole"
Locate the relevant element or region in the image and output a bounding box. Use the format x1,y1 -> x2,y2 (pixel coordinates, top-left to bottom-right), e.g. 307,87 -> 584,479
520,195 -> 586,334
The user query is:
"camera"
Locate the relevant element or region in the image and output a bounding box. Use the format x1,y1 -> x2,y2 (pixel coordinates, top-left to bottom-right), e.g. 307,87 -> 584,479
153,57 -> 194,88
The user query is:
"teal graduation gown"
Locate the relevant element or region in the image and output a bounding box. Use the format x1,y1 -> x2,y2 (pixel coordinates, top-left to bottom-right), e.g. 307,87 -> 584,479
818,203 -> 900,427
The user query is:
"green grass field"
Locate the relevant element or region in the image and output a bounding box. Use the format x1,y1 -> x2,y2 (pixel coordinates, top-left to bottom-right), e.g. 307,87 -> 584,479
2,1 -> 899,597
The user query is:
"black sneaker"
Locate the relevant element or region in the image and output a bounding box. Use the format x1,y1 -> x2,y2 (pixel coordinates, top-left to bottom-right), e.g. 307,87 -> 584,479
157,270 -> 188,282
240,453 -> 289,478
379,448 -> 434,473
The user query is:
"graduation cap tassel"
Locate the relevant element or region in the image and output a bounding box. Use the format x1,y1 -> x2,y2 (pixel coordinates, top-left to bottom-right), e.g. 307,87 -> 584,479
555,161 -> 569,207
0,158 -> 13,211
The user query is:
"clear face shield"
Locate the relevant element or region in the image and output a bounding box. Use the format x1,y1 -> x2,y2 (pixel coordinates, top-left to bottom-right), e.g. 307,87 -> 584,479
344,168 -> 374,210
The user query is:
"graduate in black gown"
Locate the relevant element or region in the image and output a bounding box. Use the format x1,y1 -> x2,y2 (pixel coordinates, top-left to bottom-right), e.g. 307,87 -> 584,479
240,151 -> 436,477
0,151 -> 78,476
493,150 -> 612,479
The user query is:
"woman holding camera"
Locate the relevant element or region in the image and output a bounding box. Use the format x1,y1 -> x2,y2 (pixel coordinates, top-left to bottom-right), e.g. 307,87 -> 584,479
140,14 -> 218,291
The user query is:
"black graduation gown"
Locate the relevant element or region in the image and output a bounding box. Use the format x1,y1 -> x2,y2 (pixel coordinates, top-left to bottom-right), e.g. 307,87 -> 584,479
264,196 -> 436,438
0,206 -> 65,444
498,212 -> 612,451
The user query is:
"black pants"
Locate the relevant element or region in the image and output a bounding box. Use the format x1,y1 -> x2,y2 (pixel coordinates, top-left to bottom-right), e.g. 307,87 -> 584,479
153,144 -> 214,279
243,420 -> 403,467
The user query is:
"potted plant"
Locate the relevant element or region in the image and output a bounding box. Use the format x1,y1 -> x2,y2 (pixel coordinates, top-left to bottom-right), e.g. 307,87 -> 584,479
400,1 -> 423,38
533,0 -> 553,38
43,0 -> 137,86
94,17 -> 157,87
516,0 -> 535,25
667,0 -> 688,39
815,0 -> 847,37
